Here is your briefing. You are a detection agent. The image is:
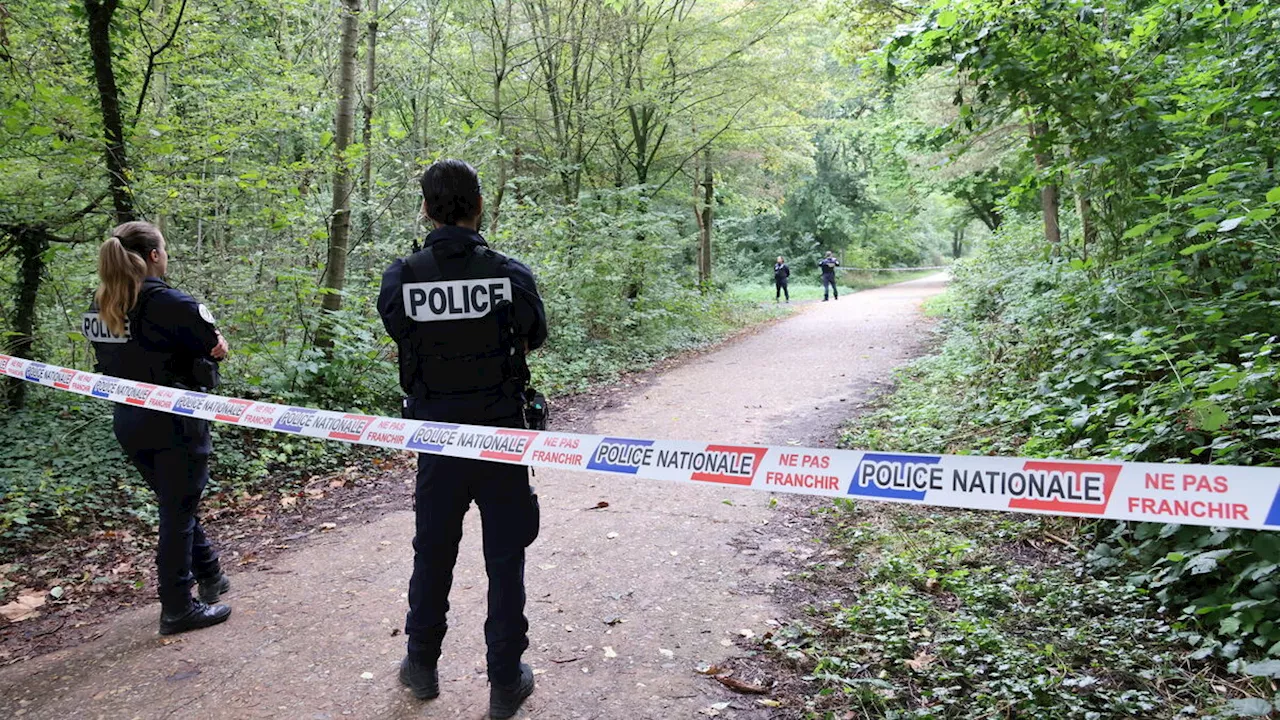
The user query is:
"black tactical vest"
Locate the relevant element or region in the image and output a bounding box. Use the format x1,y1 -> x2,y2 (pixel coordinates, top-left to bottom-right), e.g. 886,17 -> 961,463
398,238 -> 523,400
86,278 -> 189,386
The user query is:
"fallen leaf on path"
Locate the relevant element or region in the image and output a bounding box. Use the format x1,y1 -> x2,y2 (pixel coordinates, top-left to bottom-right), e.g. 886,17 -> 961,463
719,639 -> 733,647
659,648 -> 674,659
0,590 -> 47,622
694,663 -> 725,675
361,672 -> 374,680
699,701 -> 731,716
606,532 -> 619,540
716,676 -> 769,694
603,646 -> 617,658
49,586 -> 64,600
279,496 -> 298,509
757,699 -> 782,708
739,628 -> 755,639
602,615 -> 623,626
586,501 -> 609,510
319,523 -> 337,531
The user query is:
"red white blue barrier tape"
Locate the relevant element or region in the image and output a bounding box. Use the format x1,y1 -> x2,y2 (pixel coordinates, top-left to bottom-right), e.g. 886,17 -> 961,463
5,353 -> 1280,531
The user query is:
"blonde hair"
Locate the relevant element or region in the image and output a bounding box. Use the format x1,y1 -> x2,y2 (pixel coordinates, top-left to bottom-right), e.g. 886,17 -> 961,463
95,221 -> 162,336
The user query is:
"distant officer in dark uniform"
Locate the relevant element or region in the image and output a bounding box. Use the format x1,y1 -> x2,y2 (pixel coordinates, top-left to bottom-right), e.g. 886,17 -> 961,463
378,159 -> 546,719
774,255 -> 790,302
86,221 -> 232,635
819,250 -> 840,301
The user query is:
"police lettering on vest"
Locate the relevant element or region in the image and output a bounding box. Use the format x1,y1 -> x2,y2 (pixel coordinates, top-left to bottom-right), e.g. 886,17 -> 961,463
83,313 -> 130,344
402,278 -> 512,322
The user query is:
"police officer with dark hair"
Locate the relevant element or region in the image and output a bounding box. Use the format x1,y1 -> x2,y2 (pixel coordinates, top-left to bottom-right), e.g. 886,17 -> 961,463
819,250 -> 841,301
378,159 -> 546,719
86,221 -> 233,635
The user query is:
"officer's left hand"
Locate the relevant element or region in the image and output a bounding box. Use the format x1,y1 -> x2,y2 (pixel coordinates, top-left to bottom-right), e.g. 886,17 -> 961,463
212,331 -> 229,360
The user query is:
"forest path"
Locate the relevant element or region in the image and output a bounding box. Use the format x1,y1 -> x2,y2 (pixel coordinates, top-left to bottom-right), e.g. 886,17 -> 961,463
0,274 -> 946,720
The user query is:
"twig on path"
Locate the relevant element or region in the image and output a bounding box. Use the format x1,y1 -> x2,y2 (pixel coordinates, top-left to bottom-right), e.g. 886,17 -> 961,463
1043,533 -> 1079,552
551,656 -> 583,664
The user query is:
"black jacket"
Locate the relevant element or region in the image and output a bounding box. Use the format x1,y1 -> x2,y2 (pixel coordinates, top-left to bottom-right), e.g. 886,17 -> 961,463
378,225 -> 546,424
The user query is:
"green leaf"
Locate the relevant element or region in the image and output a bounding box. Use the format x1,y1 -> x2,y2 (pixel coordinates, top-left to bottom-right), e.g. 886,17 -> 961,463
1242,660 -> 1280,678
1218,217 -> 1246,232
1190,401 -> 1229,431
937,10 -> 958,28
1266,187 -> 1280,203
1123,222 -> 1155,239
1180,240 -> 1217,255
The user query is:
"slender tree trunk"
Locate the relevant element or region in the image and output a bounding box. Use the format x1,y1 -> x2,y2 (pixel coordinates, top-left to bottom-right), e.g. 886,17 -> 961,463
84,0 -> 135,222
359,0 -> 379,248
5,228 -> 50,410
1076,190 -> 1096,257
1030,121 -> 1061,249
317,0 -> 361,347
697,148 -> 713,289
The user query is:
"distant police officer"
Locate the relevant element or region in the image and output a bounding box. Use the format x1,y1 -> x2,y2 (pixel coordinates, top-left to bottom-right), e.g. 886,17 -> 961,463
819,250 -> 841,301
86,221 -> 232,635
774,255 -> 790,302
378,159 -> 546,719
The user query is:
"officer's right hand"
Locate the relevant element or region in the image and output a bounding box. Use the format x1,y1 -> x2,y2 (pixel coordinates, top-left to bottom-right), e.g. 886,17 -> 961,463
212,331 -> 229,360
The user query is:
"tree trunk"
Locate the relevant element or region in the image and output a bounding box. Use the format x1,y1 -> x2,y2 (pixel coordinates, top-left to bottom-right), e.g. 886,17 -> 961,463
952,226 -> 966,259
84,0 -> 135,222
317,0 -> 361,348
1076,190 -> 1096,257
359,0 -> 379,248
1030,121 -> 1061,249
697,149 -> 713,289
5,228 -> 50,410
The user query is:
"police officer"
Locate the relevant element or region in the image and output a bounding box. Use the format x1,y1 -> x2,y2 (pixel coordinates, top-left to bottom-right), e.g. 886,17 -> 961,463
378,159 -> 546,719
774,255 -> 790,302
86,221 -> 232,635
819,250 -> 841,301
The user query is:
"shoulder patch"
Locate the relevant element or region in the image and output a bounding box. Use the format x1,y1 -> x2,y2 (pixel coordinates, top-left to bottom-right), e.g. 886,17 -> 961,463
198,304 -> 216,325
402,278 -> 513,322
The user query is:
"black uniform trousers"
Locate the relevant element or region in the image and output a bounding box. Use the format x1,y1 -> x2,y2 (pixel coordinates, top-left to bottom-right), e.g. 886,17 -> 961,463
406,416 -> 539,685
115,407 -> 220,613
822,273 -> 839,299
775,278 -> 789,301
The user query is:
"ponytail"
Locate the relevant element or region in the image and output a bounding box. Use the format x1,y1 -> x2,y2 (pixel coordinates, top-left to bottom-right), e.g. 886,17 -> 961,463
94,221 -> 164,336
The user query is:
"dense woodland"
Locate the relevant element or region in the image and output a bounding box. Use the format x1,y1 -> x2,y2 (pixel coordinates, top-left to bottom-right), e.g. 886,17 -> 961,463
3,0 -> 1280,714
0,0 -> 963,544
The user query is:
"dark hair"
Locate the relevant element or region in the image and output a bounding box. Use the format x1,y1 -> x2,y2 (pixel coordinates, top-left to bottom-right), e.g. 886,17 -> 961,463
96,221 -> 164,336
420,159 -> 482,225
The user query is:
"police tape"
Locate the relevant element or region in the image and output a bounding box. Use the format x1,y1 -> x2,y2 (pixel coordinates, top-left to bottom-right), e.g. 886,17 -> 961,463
5,352 -> 1280,532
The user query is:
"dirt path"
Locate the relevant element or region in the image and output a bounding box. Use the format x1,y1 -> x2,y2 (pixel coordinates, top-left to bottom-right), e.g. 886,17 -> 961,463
0,274 -> 946,720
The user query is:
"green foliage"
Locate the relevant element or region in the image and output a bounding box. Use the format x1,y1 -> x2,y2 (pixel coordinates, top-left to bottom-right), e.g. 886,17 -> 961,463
768,505 -> 1257,718
842,222 -> 1280,674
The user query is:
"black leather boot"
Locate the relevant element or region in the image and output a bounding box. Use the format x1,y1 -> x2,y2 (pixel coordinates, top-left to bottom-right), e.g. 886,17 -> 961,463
159,599 -> 232,635
398,655 -> 440,699
489,663 -> 534,719
198,573 -> 231,603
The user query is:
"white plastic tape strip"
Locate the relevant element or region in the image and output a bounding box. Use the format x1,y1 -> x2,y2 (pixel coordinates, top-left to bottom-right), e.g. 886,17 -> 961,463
4,353 -> 1279,531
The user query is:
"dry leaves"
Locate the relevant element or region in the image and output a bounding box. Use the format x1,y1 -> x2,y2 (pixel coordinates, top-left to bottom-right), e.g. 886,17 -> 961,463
903,651 -> 936,671
0,590 -> 47,623
715,675 -> 769,695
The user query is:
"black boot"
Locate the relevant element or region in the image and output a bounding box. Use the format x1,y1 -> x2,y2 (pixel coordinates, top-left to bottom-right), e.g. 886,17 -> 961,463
399,655 -> 440,699
489,663 -> 534,719
159,599 -> 232,636
198,573 -> 231,604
